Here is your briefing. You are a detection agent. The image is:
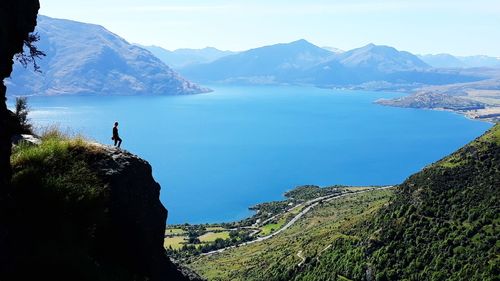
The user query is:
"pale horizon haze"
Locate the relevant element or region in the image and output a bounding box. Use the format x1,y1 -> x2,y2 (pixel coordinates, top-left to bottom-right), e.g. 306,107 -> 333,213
40,0 -> 500,56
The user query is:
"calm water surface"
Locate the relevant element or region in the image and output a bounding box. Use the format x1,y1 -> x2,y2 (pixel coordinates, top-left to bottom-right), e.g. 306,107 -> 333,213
9,86 -> 492,224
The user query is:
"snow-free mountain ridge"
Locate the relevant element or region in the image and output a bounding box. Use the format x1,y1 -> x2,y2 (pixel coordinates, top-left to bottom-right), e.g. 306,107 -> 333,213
137,45 -> 235,69
6,15 -> 209,96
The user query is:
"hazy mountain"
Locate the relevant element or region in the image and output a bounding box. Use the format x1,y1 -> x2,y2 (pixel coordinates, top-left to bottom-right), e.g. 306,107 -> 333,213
304,44 -> 437,86
458,55 -> 500,68
337,43 -> 430,72
179,39 -> 480,87
137,45 -> 235,69
179,39 -> 336,83
322,46 -> 344,54
419,54 -> 500,68
6,15 -> 209,96
418,54 -> 466,68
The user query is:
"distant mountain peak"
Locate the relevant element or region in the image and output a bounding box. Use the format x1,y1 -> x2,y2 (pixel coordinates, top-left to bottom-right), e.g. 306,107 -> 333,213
359,43 -> 398,53
259,39 -> 333,54
290,39 -> 312,45
338,43 -> 430,71
285,39 -> 325,49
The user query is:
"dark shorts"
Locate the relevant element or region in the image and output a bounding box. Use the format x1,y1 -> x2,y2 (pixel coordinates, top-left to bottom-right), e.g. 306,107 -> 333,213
113,137 -> 122,146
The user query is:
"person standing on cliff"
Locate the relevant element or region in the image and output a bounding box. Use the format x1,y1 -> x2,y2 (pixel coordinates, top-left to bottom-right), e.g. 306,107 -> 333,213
112,121 -> 122,148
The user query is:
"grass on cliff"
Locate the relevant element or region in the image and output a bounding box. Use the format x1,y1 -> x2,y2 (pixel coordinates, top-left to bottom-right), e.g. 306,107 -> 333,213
11,128 -> 106,205
11,127 -> 95,166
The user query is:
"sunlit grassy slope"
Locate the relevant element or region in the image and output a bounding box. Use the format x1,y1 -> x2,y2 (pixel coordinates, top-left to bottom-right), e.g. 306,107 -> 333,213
188,189 -> 393,280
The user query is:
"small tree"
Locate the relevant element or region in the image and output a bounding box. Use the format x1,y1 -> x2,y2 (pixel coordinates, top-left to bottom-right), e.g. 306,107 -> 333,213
15,97 -> 32,133
15,32 -> 46,73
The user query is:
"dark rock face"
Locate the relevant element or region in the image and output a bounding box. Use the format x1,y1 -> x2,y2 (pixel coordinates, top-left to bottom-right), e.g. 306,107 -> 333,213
90,146 -> 201,280
0,0 -> 39,191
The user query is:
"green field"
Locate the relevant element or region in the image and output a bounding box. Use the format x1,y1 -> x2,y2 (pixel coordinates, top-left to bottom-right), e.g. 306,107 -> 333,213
199,231 -> 231,242
165,228 -> 187,236
187,189 -> 393,280
259,216 -> 287,236
164,236 -> 187,250
288,204 -> 304,215
206,226 -> 226,231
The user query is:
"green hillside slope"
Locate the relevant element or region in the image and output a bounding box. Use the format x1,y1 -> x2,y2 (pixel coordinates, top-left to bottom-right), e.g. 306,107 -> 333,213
188,124 -> 500,281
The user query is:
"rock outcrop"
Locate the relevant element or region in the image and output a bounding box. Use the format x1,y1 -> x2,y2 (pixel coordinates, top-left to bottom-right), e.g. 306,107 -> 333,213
89,146 -> 203,280
11,134 -> 42,146
3,140 -> 202,280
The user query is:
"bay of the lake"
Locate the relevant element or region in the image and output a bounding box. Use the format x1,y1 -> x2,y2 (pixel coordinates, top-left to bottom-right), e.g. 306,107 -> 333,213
9,85 -> 492,224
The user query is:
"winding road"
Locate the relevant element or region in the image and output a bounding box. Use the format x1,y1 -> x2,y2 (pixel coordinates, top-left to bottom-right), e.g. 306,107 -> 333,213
202,186 -> 393,256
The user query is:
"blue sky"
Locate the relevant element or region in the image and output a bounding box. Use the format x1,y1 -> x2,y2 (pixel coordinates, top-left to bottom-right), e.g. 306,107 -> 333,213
40,0 -> 500,56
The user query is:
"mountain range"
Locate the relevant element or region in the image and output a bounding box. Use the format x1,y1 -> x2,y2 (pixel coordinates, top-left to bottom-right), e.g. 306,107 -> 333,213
179,39 -> 336,84
5,15 -> 209,96
6,16 -> 499,96
137,45 -> 235,69
179,40 -> 482,87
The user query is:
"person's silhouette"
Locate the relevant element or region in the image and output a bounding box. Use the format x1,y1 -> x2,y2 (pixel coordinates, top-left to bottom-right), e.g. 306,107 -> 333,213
112,122 -> 122,148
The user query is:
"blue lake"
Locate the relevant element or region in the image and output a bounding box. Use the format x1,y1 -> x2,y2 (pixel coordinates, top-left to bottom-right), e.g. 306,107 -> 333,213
8,85 -> 492,224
